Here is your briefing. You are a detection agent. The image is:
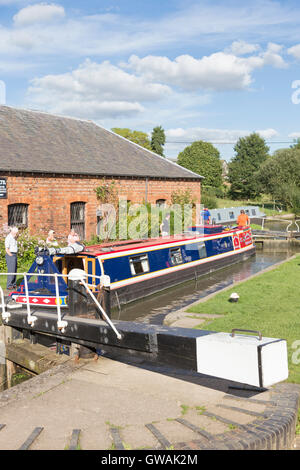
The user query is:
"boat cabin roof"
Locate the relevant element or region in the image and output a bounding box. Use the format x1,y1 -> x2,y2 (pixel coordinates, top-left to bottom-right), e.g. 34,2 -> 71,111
81,225 -> 242,257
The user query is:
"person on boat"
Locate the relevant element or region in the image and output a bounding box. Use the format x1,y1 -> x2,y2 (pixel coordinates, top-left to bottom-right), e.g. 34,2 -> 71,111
237,209 -> 250,228
46,230 -> 58,247
160,213 -> 170,237
201,207 -> 211,225
68,229 -> 80,245
5,226 -> 18,290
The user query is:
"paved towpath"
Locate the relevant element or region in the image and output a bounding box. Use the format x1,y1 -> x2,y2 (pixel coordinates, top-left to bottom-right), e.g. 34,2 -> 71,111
0,342 -> 299,450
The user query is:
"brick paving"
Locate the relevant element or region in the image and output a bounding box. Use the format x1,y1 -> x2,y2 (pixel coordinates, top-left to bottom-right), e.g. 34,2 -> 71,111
0,350 -> 298,450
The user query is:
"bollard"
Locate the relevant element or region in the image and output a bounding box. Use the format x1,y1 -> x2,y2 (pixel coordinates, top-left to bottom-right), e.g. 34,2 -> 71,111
103,287 -> 111,319
68,277 -> 89,317
100,275 -> 111,319
68,269 -> 95,317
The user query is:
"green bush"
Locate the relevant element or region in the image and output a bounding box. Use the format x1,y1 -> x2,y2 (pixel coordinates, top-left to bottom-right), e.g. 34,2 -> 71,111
0,229 -> 39,273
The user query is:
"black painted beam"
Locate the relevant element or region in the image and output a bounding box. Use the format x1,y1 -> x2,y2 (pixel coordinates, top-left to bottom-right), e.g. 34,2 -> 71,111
4,308 -> 213,372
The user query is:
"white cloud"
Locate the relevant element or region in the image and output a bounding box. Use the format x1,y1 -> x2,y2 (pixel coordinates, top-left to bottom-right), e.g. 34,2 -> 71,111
13,3 -> 65,27
261,42 -> 287,68
256,128 -> 279,139
26,59 -> 172,119
126,53 -> 254,91
287,44 -> 300,60
288,132 -> 300,138
124,43 -> 287,92
226,40 -> 260,56
165,127 -> 279,143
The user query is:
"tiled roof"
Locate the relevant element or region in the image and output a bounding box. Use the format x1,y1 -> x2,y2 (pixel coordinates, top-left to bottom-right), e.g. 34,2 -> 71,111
0,106 -> 203,180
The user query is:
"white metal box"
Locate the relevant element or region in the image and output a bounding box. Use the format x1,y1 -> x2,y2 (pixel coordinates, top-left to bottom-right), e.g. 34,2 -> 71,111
196,331 -> 288,387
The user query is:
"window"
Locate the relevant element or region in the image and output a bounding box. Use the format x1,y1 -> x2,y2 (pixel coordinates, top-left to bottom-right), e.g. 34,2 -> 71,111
217,213 -> 221,221
8,203 -> 28,228
170,247 -> 183,265
129,254 -> 150,276
229,211 -> 235,220
156,199 -> 166,208
70,202 -> 85,239
185,242 -> 207,259
251,209 -> 256,216
198,242 -> 207,259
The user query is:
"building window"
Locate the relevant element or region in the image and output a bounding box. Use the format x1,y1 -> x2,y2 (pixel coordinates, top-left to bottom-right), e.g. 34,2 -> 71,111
129,254 -> 150,276
156,199 -> 166,208
70,202 -> 85,240
8,203 -> 28,228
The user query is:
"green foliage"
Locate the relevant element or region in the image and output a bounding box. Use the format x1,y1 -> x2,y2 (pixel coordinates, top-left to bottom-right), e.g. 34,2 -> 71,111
228,133 -> 269,199
94,179 -> 118,204
171,188 -> 195,207
201,187 -> 218,209
257,148 -> 300,214
177,141 -> 222,189
111,128 -> 152,150
290,137 -> 300,150
151,126 -> 166,156
0,229 -> 39,282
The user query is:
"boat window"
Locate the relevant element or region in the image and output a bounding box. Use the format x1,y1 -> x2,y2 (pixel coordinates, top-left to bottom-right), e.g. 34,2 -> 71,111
185,242 -> 207,259
245,210 -> 250,215
129,254 -> 150,276
217,213 -> 221,221
252,209 -> 256,215
229,211 -> 235,220
170,247 -> 183,265
198,242 -> 207,259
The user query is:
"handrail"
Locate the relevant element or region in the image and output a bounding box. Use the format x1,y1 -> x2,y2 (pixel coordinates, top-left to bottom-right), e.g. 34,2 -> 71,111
80,278 -> 122,340
0,271 -> 120,339
254,216 -> 298,232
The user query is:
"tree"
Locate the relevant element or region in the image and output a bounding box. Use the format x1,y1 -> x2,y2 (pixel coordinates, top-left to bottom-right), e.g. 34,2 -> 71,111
257,147 -> 300,213
290,137 -> 300,150
177,140 -> 222,189
111,128 -> 152,151
228,133 -> 269,199
151,126 -> 166,156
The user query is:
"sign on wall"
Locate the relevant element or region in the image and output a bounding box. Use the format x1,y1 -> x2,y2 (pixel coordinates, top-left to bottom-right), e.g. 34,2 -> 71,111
0,178 -> 7,199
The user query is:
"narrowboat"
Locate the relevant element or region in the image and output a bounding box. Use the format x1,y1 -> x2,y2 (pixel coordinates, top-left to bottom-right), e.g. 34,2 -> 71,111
7,225 -> 255,311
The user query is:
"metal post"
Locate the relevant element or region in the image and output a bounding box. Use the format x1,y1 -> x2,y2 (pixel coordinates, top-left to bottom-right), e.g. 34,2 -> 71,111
24,273 -> 37,327
55,273 -> 68,333
103,286 -> 111,319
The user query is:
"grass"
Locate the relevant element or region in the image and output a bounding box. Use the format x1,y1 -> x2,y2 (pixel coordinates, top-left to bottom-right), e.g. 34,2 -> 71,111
0,263 -> 31,291
187,255 -> 300,384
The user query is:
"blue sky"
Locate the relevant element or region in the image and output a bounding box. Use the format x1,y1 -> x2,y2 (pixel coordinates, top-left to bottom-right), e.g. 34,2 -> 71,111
1,0 -> 300,161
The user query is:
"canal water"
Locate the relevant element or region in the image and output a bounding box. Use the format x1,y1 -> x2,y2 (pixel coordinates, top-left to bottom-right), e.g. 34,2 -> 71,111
112,247 -> 298,324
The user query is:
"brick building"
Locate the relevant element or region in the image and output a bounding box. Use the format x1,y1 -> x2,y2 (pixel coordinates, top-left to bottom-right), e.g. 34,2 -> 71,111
0,106 -> 202,240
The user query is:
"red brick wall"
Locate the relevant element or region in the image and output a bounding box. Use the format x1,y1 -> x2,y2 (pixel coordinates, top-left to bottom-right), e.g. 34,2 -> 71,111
0,174 -> 201,240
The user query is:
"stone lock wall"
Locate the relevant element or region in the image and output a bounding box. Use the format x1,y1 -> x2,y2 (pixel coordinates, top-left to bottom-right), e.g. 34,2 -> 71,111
0,173 -> 201,241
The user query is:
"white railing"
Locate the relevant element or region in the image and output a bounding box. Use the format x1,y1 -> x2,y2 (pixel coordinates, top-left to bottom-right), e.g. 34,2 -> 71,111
0,271 -> 122,339
254,217 -> 299,232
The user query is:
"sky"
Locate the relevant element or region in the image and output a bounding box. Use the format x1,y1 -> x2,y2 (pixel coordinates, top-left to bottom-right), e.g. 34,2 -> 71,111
1,0 -> 300,161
